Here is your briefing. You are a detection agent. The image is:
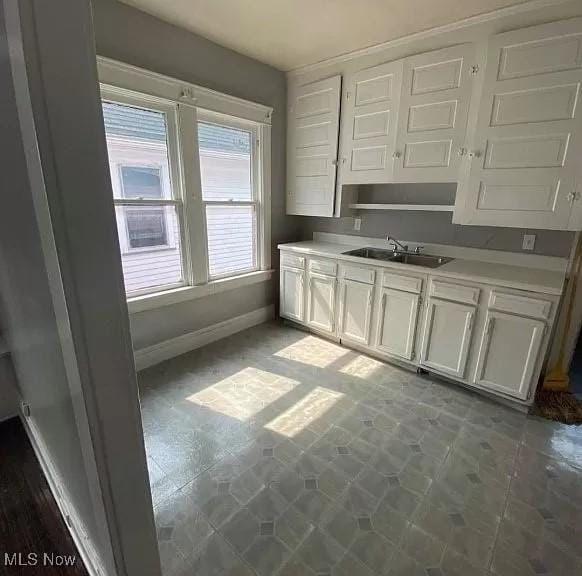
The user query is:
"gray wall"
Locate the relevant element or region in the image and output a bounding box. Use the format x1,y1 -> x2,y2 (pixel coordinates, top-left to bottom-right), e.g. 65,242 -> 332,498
0,2 -> 104,563
300,185 -> 575,258
92,0 -> 300,349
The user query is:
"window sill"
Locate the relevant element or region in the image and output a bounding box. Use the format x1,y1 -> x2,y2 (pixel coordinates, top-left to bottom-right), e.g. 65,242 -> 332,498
126,269 -> 274,314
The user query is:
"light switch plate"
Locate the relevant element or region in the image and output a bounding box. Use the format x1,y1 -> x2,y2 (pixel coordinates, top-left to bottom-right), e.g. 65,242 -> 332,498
354,217 -> 361,231
522,234 -> 536,251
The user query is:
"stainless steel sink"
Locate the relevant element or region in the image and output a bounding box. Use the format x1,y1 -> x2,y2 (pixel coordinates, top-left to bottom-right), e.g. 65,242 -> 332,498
388,252 -> 452,268
342,247 -> 452,268
342,247 -> 396,261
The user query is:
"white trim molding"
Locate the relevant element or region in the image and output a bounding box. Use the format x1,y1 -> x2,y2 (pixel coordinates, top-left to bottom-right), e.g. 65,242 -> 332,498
21,414 -> 107,576
287,0 -> 574,76
134,304 -> 275,370
98,57 -> 273,125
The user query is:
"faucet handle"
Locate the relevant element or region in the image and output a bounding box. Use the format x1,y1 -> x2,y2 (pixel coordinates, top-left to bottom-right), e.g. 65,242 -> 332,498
414,246 -> 424,254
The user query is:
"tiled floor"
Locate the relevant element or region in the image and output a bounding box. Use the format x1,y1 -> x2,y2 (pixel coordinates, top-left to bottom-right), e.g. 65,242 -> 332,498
139,321 -> 582,576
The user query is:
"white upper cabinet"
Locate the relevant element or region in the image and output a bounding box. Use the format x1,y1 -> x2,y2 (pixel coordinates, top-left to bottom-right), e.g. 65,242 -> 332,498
455,18 -> 582,229
338,61 -> 404,184
287,76 -> 342,216
393,45 -> 474,183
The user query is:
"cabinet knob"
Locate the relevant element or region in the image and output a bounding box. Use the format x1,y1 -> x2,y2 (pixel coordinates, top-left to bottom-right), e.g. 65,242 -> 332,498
392,151 -> 402,159
468,150 -> 482,158
458,147 -> 467,157
331,159 -> 338,166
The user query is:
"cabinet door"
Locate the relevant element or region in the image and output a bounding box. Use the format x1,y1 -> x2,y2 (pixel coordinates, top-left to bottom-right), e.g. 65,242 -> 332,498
307,273 -> 337,333
474,311 -> 545,400
376,288 -> 419,360
456,18 -> 582,229
280,267 -> 305,322
394,44 -> 474,183
420,298 -> 475,379
339,60 -> 403,184
338,279 -> 374,345
287,76 -> 342,216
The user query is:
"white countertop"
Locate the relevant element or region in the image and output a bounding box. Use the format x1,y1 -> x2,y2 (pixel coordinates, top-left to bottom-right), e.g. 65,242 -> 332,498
278,241 -> 566,296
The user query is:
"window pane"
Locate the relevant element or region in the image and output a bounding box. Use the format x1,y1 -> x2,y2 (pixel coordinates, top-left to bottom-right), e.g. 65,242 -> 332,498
121,166 -> 163,199
102,101 -> 172,200
206,205 -> 256,277
126,207 -> 167,248
115,205 -> 183,293
198,122 -> 252,201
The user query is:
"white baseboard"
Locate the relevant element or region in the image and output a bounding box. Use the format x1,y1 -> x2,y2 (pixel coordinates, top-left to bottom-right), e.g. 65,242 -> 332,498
134,305 -> 275,371
20,415 -> 107,576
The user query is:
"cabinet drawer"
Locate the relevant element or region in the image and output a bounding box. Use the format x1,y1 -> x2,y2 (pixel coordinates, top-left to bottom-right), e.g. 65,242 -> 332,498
281,252 -> 305,269
489,291 -> 552,320
382,272 -> 423,294
342,265 -> 375,285
309,258 -> 337,276
430,280 -> 480,305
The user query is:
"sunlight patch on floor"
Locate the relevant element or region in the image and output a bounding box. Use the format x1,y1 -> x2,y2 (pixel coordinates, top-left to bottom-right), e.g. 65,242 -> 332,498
265,386 -> 344,437
186,366 -> 299,421
339,354 -> 386,379
273,335 -> 349,368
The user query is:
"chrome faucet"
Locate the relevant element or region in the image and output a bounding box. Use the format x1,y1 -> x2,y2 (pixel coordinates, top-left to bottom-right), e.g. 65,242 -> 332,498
386,236 -> 408,253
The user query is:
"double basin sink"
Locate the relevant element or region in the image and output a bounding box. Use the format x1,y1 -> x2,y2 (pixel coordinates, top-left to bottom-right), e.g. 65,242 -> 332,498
342,247 -> 452,269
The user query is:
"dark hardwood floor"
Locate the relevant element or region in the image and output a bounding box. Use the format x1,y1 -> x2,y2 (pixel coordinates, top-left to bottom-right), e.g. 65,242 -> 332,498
0,418 -> 88,576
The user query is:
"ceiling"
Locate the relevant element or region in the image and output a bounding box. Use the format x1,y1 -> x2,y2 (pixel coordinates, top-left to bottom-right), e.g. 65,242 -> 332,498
120,0 -> 531,71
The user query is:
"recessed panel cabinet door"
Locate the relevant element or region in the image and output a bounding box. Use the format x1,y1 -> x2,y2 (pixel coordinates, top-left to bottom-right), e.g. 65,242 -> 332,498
394,44 -> 474,183
306,274 -> 337,334
280,267 -> 305,322
474,311 -> 545,400
287,76 -> 342,216
420,299 -> 475,379
339,60 -> 403,184
376,288 -> 419,360
456,18 -> 582,229
338,280 -> 374,345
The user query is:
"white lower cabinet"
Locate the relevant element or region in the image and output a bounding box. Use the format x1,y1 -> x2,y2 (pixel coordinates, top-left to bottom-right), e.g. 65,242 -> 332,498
306,273 -> 337,334
473,311 -> 545,400
376,287 -> 420,361
279,249 -> 558,405
280,266 -> 305,322
420,298 -> 475,379
338,279 -> 374,345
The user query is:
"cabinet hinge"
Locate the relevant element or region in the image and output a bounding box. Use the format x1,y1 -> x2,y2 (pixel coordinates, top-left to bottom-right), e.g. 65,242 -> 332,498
470,65 -> 479,75
568,190 -> 579,204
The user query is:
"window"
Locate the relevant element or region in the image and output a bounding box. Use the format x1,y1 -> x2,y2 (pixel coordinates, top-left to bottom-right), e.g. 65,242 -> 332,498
102,99 -> 185,295
99,62 -> 272,304
198,118 -> 259,278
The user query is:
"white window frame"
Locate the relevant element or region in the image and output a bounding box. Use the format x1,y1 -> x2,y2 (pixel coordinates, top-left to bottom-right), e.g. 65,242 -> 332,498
98,57 -> 272,310
197,110 -> 263,281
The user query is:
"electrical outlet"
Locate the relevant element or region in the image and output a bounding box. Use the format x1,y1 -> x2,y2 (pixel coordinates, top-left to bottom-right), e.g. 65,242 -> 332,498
353,217 -> 361,231
522,234 -> 536,251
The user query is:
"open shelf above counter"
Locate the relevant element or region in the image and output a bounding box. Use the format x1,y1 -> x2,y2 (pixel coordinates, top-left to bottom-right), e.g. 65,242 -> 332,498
349,203 -> 454,212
